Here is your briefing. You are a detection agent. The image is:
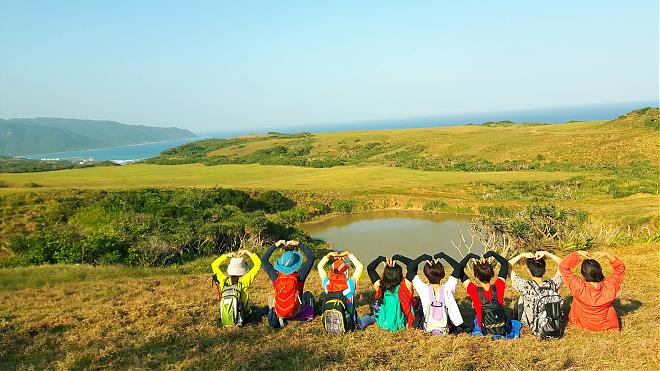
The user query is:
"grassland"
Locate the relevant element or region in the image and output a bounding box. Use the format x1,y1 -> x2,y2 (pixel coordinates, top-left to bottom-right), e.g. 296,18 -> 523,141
0,163 -> 584,190
0,108 -> 658,369
147,108 -> 659,171
0,243 -> 657,370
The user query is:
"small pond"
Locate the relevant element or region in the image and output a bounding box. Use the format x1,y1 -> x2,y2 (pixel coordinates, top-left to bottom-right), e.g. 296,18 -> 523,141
301,210 -> 485,264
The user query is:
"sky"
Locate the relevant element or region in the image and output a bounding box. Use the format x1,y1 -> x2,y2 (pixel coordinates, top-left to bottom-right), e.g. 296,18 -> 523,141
0,0 -> 657,133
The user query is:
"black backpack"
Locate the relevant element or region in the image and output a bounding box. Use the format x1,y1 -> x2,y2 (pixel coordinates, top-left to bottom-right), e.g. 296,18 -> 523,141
529,280 -> 564,339
477,285 -> 510,336
321,291 -> 355,334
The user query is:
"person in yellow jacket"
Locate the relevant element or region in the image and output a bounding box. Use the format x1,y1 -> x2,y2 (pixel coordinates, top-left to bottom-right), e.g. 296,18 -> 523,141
211,249 -> 261,322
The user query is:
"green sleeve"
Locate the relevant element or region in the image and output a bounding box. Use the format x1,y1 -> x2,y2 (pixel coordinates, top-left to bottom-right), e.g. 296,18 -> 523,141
239,252 -> 262,288
211,254 -> 229,282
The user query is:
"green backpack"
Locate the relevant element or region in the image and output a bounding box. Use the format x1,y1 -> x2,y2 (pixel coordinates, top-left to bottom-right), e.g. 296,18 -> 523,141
219,281 -> 245,327
376,285 -> 406,331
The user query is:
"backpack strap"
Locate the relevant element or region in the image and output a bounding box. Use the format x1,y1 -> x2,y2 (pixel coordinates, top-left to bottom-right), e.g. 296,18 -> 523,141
489,284 -> 498,304
528,280 -> 541,295
476,286 -> 488,305
428,285 -> 436,302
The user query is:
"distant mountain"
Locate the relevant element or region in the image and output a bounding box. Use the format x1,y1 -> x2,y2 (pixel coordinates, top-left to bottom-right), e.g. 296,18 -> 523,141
0,118 -> 196,156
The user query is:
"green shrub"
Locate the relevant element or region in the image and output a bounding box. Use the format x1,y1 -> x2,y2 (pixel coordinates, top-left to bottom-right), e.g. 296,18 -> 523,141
478,205 -> 512,217
273,207 -> 311,225
256,190 -> 295,213
331,199 -> 358,213
310,201 -> 331,214
422,200 -> 448,211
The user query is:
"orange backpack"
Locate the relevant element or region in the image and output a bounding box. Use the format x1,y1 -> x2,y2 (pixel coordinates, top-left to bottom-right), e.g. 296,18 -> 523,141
327,271 -> 349,293
274,272 -> 301,317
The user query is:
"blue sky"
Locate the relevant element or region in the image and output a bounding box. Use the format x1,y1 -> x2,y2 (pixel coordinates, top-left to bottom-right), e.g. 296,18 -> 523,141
0,1 -> 657,132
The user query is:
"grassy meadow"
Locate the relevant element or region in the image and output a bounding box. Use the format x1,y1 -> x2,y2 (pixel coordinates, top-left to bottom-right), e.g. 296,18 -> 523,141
0,108 -> 658,370
0,163 -> 584,190
0,243 -> 657,370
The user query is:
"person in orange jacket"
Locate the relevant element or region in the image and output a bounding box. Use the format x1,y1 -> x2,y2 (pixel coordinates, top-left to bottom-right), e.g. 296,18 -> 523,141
559,250 -> 625,331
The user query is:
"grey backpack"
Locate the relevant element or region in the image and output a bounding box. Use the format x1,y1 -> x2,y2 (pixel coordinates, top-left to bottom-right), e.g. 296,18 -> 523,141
529,280 -> 563,339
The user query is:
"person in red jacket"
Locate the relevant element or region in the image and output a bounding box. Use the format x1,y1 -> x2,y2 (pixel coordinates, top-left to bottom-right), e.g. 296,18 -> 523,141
559,250 -> 625,331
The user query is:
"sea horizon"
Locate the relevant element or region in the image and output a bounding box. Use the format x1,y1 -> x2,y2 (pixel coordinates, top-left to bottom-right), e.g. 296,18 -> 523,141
22,100 -> 658,162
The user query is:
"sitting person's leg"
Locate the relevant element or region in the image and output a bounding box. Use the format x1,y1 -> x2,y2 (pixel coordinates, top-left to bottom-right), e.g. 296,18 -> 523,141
357,314 -> 377,330
266,295 -> 286,329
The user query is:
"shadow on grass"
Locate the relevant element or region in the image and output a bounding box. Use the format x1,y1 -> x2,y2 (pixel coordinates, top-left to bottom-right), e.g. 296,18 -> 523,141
86,325 -> 345,370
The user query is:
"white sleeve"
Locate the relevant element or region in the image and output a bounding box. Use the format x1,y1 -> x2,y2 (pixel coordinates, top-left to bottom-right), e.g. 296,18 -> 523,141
412,275 -> 428,303
443,286 -> 464,327
444,276 -> 458,294
510,271 -> 525,293
412,275 -> 425,293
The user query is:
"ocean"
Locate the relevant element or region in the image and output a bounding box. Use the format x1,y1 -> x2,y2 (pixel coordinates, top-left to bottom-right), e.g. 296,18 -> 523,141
24,101 -> 657,162
25,138 -> 201,163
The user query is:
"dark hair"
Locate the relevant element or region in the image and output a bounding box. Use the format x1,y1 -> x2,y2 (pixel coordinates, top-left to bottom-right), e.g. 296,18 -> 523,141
381,265 -> 403,293
526,258 -> 546,278
230,276 -> 239,285
581,259 -> 605,282
473,262 -> 494,283
423,262 -> 445,284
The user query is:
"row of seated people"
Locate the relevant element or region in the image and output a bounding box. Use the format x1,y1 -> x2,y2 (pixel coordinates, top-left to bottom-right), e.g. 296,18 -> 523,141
211,240 -> 625,338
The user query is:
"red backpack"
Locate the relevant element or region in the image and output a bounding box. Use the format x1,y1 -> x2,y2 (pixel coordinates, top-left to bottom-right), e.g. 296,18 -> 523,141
274,272 -> 301,317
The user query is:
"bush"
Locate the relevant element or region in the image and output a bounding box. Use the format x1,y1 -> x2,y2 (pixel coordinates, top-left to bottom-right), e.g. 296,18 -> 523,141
478,206 -> 513,217
273,207 -> 311,225
310,201 -> 331,215
331,199 -> 358,213
470,204 -> 587,253
422,200 -> 448,212
5,188 -> 305,267
256,190 -> 295,213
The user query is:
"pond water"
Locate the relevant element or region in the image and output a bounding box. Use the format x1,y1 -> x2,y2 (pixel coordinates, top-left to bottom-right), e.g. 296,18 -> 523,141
301,210 -> 485,264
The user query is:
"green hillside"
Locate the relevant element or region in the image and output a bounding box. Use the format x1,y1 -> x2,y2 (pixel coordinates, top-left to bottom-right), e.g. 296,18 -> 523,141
147,108 -> 659,171
0,117 -> 196,156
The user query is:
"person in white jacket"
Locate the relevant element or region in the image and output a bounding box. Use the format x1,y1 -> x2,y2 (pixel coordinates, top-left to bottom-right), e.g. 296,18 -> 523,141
400,253 -> 464,334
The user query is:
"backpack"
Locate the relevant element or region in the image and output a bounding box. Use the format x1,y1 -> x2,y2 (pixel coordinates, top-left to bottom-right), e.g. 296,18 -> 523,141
219,281 -> 244,327
529,280 -> 564,339
376,285 -> 406,331
477,285 -> 510,336
424,285 -> 448,335
274,272 -> 301,318
321,291 -> 355,334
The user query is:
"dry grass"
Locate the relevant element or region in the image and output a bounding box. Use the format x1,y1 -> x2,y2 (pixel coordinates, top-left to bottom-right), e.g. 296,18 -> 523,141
1,243 -> 658,370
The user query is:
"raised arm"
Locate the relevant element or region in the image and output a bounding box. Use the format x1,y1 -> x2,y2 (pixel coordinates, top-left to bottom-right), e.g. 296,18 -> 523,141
238,250 -> 262,285
211,253 -> 230,282
457,253 -> 480,285
405,254 -> 432,282
535,250 -> 562,265
597,252 -> 625,288
346,252 -> 364,282
434,252 -> 462,279
317,253 -> 331,281
509,252 -> 532,267
559,251 -> 588,292
367,256 -> 386,287
484,251 -> 509,279
392,254 -> 412,266
296,242 -> 316,281
261,240 -> 285,282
